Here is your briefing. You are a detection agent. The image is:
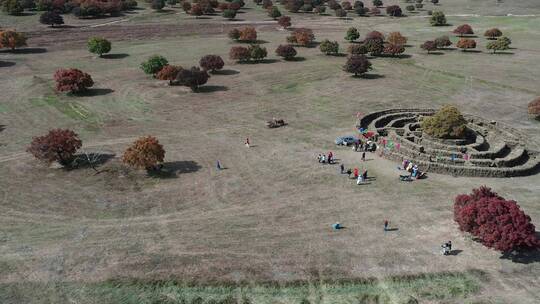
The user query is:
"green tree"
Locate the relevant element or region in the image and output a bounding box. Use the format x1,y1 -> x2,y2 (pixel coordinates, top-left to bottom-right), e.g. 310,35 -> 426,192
268,6 -> 281,19
430,10 -> 446,26
486,36 -> 511,54
2,0 -> 23,15
87,37 -> 112,57
222,9 -> 237,20
248,44 -> 267,61
421,105 -> 467,139
140,55 -> 169,76
319,39 -> 339,55
345,27 -> 360,42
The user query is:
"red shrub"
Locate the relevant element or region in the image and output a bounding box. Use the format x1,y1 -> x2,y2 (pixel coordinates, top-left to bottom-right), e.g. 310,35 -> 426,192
54,68 -> 94,93
453,187 -> 540,252
365,30 -> 384,40
229,46 -> 250,61
156,65 -> 183,81
239,26 -> 257,42
199,54 -> 224,73
453,24 -> 474,36
278,15 -> 291,29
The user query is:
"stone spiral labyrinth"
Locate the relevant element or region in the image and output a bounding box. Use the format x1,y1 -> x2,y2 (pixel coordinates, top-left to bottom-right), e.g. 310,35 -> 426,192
358,109 -> 540,177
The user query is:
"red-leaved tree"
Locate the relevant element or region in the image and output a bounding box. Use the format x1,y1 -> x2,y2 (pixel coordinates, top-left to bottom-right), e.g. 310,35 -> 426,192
27,129 -> 83,165
54,68 -> 94,93
199,55 -> 224,73
454,186 -> 540,252
122,136 -> 165,170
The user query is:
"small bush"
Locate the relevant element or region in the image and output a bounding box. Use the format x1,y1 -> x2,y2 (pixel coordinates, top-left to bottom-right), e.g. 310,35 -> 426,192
486,36 -> 511,54
268,6 -> 281,19
87,37 -> 111,57
278,15 -> 291,28
319,39 -> 339,55
229,46 -> 251,62
387,32 -> 407,45
172,66 -> 210,91
372,0 -> 382,7
151,0 -> 165,10
420,40 -> 437,53
343,54 -> 372,77
484,28 -> 502,40
430,10 -> 446,26
383,43 -> 404,56
0,30 -> 27,50
275,44 -> 297,60
456,38 -> 476,51
363,37 -> 384,56
347,43 -> 368,55
222,9 -> 236,19
239,27 -> 257,42
335,8 -> 347,18
345,27 -> 360,42
386,5 -> 402,17
199,55 -> 224,73
54,68 -> 94,93
453,24 -> 474,36
122,136 -> 165,170
528,97 -> 540,120
434,35 -> 452,48
141,55 -> 169,76
27,129 -> 82,165
156,65 -> 183,82
248,44 -> 267,61
288,28 -> 315,47
39,11 -> 64,27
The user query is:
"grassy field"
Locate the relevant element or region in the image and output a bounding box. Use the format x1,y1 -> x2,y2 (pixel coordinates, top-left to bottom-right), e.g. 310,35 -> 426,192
1,0 -> 540,303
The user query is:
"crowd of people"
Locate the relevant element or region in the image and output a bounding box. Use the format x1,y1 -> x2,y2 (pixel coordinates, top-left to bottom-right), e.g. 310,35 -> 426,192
399,159 -> 427,181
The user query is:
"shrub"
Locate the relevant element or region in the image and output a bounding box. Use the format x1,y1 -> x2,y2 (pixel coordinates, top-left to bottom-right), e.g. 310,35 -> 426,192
456,38 -> 476,51
122,136 -> 165,170
261,0 -> 272,8
363,37 -> 384,56
167,0 -> 178,6
484,28 -> 502,40
454,186 -> 540,252
54,68 -> 94,93
434,35 -> 452,48
151,0 -> 165,10
353,0 -> 364,8
27,129 -> 82,165
275,44 -> 297,60
268,6 -> 281,19
345,27 -> 360,42
229,46 -> 251,62
431,0 -> 438,3
328,0 -> 340,9
319,39 -> 339,55
343,54 -> 372,77
528,97 -> 540,120
172,66 -> 210,91
406,5 -> 414,12
140,55 -> 169,76
199,54 -> 224,72
182,1 -> 191,12
415,3 -> 422,8
1,0 -> 23,15
355,6 -> 368,16
386,5 -> 402,17
228,28 -> 240,40
430,10 -> 446,26
39,11 -> 64,27
369,7 -> 380,15
222,9 -> 236,19
387,31 -> 407,45
239,27 -> 257,42
300,4 -> 312,12
335,8 -> 347,18
341,1 -> 352,10
87,37 -> 111,57
421,104 -> 467,138
314,5 -> 325,14
190,3 -> 203,16
365,30 -> 384,40
372,0 -> 382,7
248,44 -> 267,61
156,65 -> 182,82
278,15 -> 291,29
420,40 -> 437,53
383,43 -> 404,56
453,24 -> 474,36
347,43 -> 368,55
486,36 -> 511,54
288,28 -> 315,47
0,30 -> 27,50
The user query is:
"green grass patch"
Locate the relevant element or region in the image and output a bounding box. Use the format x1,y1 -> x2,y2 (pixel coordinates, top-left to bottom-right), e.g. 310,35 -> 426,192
29,96 -> 100,127
0,271 -> 483,304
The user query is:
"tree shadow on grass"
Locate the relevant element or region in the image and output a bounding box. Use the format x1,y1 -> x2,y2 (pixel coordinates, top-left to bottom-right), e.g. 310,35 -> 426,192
78,88 -> 114,96
240,59 -> 279,64
101,53 -> 130,59
197,85 -> 228,93
52,24 -> 78,29
0,48 -> 47,54
286,56 -> 306,62
0,125 -> 5,132
356,73 -> 384,79
0,61 -> 15,67
213,69 -> 239,75
500,248 -> 540,264
424,51 -> 444,55
147,160 -> 202,179
490,52 -> 514,55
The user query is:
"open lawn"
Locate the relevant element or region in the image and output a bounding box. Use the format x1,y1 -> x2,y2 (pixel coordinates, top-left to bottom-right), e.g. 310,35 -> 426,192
1,0 -> 539,303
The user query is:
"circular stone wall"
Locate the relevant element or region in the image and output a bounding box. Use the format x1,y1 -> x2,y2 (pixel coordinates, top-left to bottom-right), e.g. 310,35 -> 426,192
358,109 -> 540,177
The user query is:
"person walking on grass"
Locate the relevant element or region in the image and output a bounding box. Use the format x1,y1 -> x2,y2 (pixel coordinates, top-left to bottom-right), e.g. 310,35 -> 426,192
245,137 -> 250,148
340,163 -> 345,174
216,160 -> 222,170
362,151 -> 366,161
384,220 -> 389,232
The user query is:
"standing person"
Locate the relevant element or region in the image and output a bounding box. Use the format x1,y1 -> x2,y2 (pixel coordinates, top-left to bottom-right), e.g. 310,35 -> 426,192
384,220 -> 389,232
353,167 -> 359,179
340,164 -> 345,174
361,152 -> 366,162
328,151 -> 333,164
216,160 -> 222,170
317,154 -> 322,163
447,241 -> 452,252
245,138 -> 250,148
362,169 -> 367,180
